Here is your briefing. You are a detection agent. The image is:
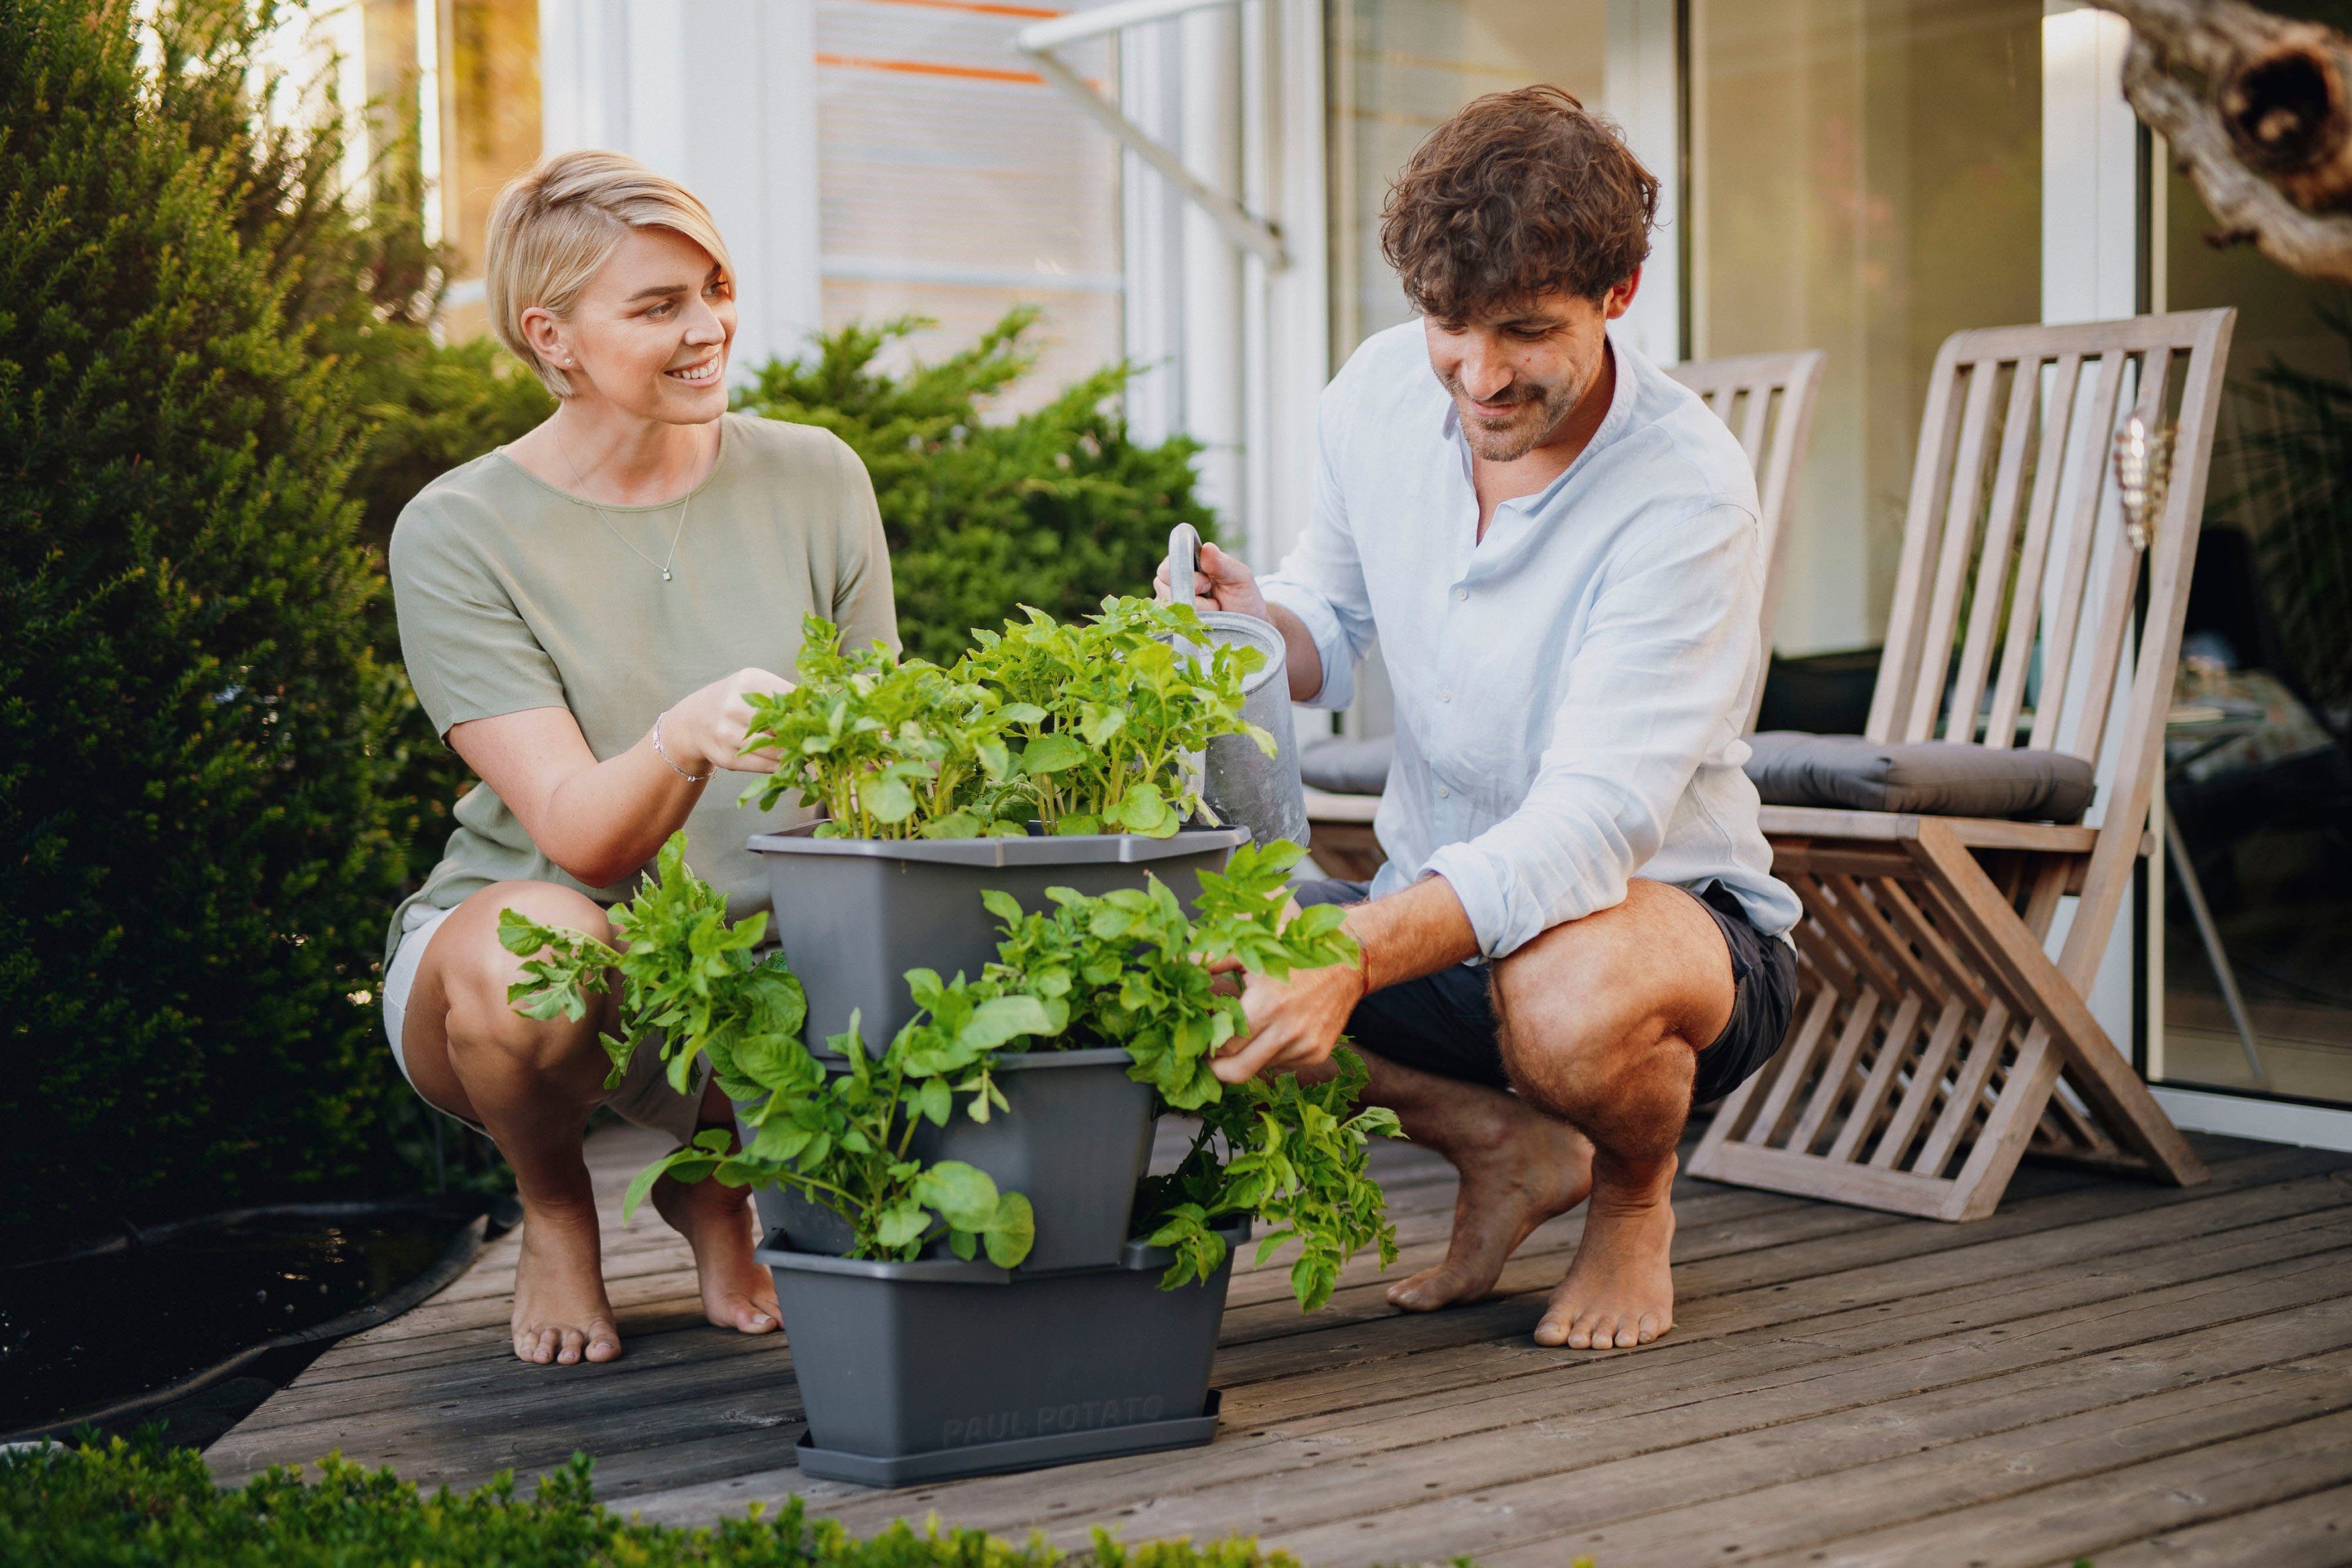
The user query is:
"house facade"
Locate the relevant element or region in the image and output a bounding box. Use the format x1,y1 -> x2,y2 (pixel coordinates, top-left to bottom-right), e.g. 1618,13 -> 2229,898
309,0 -> 2352,1150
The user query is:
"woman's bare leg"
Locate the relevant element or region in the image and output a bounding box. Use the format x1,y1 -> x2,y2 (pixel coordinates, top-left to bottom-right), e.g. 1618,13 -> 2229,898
649,1079 -> 779,1334
402,882 -> 625,1364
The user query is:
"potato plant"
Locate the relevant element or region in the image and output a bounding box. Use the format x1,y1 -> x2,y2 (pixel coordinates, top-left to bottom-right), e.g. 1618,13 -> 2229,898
738,597 -> 1270,840
502,838 -> 1399,1307
501,836 -> 1046,1266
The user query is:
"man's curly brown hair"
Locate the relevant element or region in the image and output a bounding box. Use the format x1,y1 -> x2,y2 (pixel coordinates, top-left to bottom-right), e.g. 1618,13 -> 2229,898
1381,85 -> 1660,320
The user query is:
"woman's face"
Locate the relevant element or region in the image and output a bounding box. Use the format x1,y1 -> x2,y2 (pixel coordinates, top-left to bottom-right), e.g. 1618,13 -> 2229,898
539,225 -> 736,423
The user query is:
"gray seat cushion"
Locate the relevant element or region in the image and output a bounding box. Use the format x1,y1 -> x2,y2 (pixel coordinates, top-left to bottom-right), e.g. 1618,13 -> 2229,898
1743,732 -> 2096,823
1299,735 -> 1395,797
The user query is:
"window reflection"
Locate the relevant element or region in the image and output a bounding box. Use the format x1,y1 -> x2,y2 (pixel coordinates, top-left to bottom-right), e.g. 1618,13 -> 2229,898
1688,0 -> 2043,655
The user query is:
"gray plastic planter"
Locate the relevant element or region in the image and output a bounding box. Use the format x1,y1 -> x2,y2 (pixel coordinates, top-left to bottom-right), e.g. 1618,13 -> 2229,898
757,1217 -> 1248,1484
739,1046 -> 1155,1273
747,823 -> 1247,1055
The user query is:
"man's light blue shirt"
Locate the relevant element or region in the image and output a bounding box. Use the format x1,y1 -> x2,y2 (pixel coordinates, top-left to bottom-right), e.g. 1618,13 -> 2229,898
1260,321 -> 1803,959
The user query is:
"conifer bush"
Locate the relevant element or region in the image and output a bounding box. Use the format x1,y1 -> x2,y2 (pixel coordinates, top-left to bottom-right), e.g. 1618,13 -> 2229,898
0,0 -> 412,1234
737,312 -> 1218,666
0,1437 -> 1307,1567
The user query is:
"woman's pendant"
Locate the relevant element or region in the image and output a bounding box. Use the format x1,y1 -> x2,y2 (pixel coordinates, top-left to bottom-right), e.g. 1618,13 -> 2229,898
662,569 -> 673,582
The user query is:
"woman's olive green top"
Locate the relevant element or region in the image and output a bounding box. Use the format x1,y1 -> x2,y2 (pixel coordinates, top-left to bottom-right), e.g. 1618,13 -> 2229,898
386,413 -> 899,966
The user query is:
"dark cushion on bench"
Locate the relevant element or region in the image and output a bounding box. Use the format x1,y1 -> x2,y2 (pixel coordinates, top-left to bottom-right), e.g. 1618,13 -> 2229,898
1299,735 -> 1395,797
1743,732 -> 2096,823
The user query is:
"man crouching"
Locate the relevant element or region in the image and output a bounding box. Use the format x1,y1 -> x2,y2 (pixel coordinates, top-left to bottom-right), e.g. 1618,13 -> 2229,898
1163,86 -> 1802,1350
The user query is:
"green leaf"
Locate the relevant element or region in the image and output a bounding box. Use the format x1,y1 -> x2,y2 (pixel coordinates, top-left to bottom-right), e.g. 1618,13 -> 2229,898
956,994 -> 1057,1052
981,1192 -> 1035,1268
876,1202 -> 931,1251
912,1160 -> 1002,1231
1020,733 -> 1086,775
860,772 -> 918,823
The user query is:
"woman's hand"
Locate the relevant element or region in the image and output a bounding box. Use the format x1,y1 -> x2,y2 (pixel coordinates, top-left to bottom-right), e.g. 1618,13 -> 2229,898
663,667 -> 795,775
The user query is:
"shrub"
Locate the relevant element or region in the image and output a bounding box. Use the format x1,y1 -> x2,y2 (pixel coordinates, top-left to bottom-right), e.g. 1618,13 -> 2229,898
0,1436 -> 1304,1567
736,311 -> 1217,665
0,0 -> 414,1235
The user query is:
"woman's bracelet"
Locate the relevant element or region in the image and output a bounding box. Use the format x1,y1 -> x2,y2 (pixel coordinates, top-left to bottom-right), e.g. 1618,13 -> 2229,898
651,710 -> 710,783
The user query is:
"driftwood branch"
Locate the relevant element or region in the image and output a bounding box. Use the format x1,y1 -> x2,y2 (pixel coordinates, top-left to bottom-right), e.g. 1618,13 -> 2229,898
2094,0 -> 2352,283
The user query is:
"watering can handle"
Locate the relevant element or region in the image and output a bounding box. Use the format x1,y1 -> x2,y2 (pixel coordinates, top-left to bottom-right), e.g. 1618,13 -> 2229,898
1167,524 -> 1201,612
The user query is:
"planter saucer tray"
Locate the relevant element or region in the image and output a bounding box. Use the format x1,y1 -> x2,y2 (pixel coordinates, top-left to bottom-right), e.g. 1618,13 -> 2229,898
749,823 -> 1249,1054
758,1218 -> 1249,1485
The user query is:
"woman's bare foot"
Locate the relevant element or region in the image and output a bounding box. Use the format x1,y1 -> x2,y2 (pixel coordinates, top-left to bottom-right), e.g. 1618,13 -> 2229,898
1387,1088 -> 1596,1312
511,1190 -> 623,1365
1534,1152 -> 1677,1350
653,1174 -> 780,1334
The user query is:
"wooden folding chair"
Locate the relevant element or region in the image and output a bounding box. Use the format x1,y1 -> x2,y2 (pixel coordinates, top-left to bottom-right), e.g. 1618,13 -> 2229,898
1689,310 -> 2234,1221
1665,349 -> 1828,727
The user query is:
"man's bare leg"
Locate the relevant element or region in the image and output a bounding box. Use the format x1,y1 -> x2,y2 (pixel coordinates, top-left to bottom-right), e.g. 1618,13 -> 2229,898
1490,881 -> 1735,1350
1349,1050 -> 1595,1310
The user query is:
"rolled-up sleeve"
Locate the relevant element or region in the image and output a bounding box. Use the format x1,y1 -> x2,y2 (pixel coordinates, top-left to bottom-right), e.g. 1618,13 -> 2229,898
1423,503 -> 1762,958
1257,359 -> 1379,711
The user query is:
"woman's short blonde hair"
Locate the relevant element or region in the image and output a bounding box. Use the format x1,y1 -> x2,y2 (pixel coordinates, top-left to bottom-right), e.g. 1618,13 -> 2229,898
484,149 -> 734,398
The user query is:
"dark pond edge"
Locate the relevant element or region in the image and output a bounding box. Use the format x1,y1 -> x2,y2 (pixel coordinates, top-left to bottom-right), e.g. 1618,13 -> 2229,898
2,1198 -> 504,1447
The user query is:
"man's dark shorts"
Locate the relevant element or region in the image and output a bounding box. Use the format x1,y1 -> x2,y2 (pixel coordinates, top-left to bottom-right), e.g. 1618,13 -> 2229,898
1294,878 -> 1800,1107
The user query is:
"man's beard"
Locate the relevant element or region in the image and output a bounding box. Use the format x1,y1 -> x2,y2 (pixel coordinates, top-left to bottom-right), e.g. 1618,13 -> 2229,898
1445,371 -> 1582,463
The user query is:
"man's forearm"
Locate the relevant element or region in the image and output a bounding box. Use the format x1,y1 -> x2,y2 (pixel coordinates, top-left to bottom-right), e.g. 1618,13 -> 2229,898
1263,602 -> 1326,704
1342,874 -> 1481,993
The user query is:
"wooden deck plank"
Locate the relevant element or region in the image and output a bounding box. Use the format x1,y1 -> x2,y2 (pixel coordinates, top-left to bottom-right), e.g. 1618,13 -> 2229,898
1739,1406 -> 2352,1567
2083,1484 -> 2352,1568
210,1124 -> 2352,1568
1477,1347 -> 2352,1567
800,1221 -> 2352,1545
1276,1285 -> 2352,1565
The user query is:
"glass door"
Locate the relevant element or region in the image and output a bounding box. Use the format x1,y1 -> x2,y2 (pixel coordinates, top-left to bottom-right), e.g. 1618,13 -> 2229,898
2152,92 -> 2352,1115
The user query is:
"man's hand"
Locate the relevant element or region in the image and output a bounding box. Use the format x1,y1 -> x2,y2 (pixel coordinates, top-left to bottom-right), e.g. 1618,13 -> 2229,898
1212,958 -> 1368,1083
1210,876 -> 1484,1083
1154,540 -> 1273,622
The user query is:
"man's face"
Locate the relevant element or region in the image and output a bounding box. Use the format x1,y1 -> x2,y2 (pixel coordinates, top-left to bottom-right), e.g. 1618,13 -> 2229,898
1423,274 -> 1638,463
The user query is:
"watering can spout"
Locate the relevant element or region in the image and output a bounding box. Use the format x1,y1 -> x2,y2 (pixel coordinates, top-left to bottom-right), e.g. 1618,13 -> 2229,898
1156,527 -> 1309,853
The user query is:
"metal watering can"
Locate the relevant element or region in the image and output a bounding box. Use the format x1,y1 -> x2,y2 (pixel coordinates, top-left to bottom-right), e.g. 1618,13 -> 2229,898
1163,524 -> 1310,850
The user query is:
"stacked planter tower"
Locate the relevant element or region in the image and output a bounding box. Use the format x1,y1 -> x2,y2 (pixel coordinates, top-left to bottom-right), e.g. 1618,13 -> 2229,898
747,824 -> 1253,1484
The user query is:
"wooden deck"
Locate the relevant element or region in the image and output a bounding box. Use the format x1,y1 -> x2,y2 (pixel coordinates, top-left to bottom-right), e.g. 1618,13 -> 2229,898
211,1122 -> 2352,1565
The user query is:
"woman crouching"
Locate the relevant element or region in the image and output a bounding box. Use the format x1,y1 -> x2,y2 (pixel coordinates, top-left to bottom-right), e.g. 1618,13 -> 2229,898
381,151 -> 896,1365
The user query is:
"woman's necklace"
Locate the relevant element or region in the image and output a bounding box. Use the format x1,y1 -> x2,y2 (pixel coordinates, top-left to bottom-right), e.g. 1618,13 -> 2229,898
556,428 -> 694,584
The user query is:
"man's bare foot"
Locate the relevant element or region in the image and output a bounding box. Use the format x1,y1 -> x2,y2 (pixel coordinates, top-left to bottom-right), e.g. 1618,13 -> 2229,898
1387,1093 -> 1595,1312
511,1192 -> 622,1366
1534,1153 -> 1677,1350
653,1175 -> 780,1335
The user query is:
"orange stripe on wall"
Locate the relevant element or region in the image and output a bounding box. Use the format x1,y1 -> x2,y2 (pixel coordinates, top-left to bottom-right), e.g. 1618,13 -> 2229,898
856,0 -> 1065,20
815,52 -> 1046,84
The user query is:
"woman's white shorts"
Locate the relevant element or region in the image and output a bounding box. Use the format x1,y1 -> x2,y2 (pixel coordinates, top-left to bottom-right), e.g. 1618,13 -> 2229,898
382,900 -> 708,1146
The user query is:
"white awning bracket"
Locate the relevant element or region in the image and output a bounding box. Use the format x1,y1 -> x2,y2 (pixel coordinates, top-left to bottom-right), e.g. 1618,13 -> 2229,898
1014,0 -> 1289,271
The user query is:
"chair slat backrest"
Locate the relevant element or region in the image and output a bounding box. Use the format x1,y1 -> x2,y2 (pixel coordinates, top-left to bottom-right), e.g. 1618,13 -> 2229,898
1863,309 -> 2234,984
1668,349 -> 1828,721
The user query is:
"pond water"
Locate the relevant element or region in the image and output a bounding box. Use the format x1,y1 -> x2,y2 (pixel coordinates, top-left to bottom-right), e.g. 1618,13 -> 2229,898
0,1204 -> 473,1433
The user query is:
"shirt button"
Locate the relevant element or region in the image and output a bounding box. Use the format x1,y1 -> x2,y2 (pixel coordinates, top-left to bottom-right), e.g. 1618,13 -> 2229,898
1439,690 -> 1453,703
1454,588 -> 1468,601
1437,785 -> 1451,799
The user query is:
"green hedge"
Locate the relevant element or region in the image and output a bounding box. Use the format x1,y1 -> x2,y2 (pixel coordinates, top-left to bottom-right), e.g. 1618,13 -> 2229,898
0,0 -> 416,1235
736,312 -> 1217,666
0,1439 -> 1304,1567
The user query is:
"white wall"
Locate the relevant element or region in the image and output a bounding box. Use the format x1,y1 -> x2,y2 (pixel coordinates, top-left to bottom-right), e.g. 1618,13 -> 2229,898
540,0 -> 822,378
